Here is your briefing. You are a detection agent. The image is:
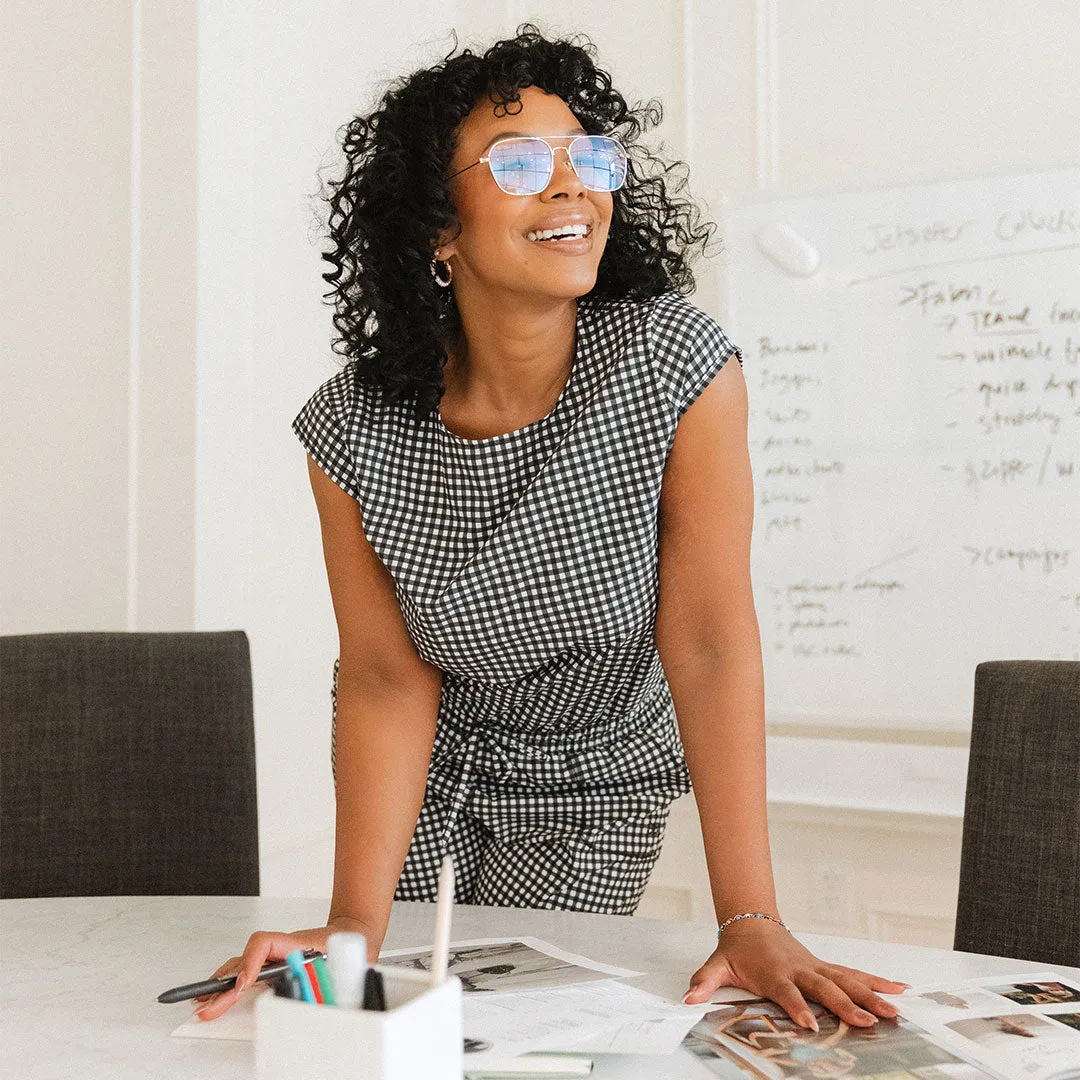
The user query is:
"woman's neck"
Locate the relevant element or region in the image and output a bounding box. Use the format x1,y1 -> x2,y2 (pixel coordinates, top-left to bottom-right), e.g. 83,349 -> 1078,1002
442,296 -> 577,414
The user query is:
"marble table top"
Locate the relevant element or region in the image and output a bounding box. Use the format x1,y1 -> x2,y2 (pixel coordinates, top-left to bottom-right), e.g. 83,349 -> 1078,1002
4,895 -> 1078,1079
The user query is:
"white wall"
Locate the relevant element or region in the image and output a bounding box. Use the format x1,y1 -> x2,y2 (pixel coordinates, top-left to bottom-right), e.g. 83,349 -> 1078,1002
2,0 -> 196,634
8,1 -> 1077,934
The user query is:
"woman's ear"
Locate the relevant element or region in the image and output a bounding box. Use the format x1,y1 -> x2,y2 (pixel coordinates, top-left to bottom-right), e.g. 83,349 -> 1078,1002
432,220 -> 463,261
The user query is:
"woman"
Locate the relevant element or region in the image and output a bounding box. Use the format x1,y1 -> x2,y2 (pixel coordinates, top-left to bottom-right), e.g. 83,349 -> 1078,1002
197,24 -> 906,1030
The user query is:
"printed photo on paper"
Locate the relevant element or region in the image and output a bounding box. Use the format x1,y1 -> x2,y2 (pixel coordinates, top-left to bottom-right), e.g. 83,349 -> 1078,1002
379,935 -> 640,994
985,981 -> 1080,1007
946,1012 -> 1080,1048
915,990 -> 1007,1012
876,969 -> 1080,1080
683,998 -> 998,1080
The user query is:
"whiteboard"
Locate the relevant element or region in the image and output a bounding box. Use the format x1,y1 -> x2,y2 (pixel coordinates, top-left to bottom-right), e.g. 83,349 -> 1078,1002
724,167 -> 1080,730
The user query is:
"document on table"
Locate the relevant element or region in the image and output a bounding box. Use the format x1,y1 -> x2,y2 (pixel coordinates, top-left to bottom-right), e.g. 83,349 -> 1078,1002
558,1013 -> 711,1055
462,981 -> 707,1066
886,970 -> 1080,1080
682,970 -> 1080,1080
170,983 -> 266,1041
380,935 -> 640,993
172,936 -> 704,1062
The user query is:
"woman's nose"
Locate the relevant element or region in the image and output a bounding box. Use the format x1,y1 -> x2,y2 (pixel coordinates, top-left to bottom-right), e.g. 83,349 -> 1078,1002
544,146 -> 587,195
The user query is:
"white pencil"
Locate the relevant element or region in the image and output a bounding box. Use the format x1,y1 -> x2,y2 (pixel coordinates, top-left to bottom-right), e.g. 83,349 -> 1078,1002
430,855 -> 454,987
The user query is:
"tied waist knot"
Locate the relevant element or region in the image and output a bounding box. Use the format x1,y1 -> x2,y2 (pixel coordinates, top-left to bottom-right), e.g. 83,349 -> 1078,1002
432,724 -> 519,847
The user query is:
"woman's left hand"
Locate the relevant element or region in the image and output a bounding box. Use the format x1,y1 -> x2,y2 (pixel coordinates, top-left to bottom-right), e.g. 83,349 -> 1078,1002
682,919 -> 909,1031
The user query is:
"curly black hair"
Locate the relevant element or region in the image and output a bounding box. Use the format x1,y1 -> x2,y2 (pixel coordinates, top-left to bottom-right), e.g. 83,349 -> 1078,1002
316,22 -> 721,421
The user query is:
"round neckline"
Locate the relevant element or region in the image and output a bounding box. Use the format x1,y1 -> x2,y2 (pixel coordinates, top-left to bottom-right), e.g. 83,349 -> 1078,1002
435,299 -> 590,445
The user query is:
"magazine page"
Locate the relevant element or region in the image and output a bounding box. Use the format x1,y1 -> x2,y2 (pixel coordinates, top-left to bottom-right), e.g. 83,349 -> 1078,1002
460,981 -> 706,1067
887,970 -> 1080,1080
378,935 -> 641,992
683,995 -> 1000,1079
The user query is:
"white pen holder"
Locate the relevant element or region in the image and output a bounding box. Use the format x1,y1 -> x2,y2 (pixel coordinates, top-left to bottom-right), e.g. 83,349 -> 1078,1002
254,966 -> 462,1080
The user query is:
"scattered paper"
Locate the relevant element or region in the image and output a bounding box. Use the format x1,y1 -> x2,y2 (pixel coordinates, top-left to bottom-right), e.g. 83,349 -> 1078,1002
559,1013 -> 708,1055
684,997 -> 999,1080
170,983 -> 266,1040
463,981 -> 706,1066
380,935 -> 640,993
682,976 -> 1080,1080
172,936 -> 641,1044
882,970 -> 1080,1080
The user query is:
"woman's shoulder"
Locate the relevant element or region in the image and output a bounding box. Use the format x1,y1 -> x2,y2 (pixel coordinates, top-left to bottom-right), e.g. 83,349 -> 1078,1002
292,361 -> 380,456
645,289 -> 737,347
636,290 -> 744,420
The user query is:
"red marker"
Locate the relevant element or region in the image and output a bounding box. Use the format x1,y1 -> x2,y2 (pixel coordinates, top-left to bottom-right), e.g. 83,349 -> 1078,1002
306,960 -> 325,1004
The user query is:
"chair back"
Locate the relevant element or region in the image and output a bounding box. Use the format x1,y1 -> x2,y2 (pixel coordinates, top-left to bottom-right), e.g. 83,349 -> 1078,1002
1,630 -> 259,898
954,660 -> 1080,966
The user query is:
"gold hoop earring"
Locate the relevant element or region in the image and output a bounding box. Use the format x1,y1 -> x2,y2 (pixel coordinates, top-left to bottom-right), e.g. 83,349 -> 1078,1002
430,254 -> 453,287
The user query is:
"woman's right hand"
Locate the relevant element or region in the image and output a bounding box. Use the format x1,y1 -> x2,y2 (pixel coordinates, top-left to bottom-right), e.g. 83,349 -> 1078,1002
194,918 -> 377,1022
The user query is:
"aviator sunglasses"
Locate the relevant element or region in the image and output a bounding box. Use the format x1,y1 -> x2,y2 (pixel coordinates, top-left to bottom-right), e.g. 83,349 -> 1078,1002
447,134 -> 628,195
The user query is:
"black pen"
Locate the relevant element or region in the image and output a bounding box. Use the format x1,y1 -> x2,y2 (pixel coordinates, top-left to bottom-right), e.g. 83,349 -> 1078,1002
362,967 -> 386,1011
157,949 -> 325,1003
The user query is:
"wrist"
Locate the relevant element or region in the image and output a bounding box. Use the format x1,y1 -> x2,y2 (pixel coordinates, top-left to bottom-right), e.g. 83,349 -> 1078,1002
326,912 -> 384,959
716,911 -> 789,940
327,913 -> 370,930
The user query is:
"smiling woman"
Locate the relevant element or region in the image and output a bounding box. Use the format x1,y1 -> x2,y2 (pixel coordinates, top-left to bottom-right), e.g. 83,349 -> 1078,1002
194,22 -> 907,1037
313,22 -> 718,419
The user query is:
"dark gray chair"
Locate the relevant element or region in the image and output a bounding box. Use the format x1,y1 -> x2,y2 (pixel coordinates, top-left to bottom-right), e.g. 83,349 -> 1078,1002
1,631 -> 259,898
954,660 -> 1080,967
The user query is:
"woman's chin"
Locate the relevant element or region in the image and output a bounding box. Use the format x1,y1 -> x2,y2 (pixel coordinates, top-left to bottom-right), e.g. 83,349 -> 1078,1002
535,266 -> 601,297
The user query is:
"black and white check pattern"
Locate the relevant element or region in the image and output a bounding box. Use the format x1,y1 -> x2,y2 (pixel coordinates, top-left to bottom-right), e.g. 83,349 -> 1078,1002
297,290 -> 742,914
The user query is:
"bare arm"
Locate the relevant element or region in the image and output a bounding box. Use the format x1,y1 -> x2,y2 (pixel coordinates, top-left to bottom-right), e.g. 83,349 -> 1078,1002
309,454 -> 443,951
655,359 -> 905,1027
194,455 -> 442,1020
654,358 -> 774,924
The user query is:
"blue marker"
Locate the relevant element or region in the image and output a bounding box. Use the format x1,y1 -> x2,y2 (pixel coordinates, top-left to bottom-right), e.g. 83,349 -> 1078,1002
285,949 -> 317,1003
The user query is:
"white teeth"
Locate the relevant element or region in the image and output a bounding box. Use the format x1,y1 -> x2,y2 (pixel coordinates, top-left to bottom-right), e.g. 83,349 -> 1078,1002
526,224 -> 590,242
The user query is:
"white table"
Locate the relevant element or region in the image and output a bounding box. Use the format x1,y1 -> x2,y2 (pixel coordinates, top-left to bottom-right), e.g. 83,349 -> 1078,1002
4,896 -> 1079,1079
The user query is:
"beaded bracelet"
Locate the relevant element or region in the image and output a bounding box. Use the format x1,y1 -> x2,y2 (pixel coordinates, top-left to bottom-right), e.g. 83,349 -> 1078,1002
717,912 -> 788,938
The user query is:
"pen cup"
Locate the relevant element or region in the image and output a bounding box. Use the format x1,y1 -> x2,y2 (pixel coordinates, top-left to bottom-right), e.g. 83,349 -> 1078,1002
254,966 -> 462,1080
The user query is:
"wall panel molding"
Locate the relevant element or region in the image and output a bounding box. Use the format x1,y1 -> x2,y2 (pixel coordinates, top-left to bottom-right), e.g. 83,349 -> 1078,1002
642,793 -> 963,950
753,0 -> 779,186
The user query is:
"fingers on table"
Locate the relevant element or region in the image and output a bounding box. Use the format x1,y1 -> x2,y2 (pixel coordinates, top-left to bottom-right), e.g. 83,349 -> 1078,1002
196,932 -> 298,1018
235,933 -> 278,993
194,984 -> 244,1021
829,969 -> 903,1018
683,964 -> 720,1004
209,956 -> 243,980
195,938 -> 272,1020
194,956 -> 242,1004
765,979 -> 821,1032
795,970 -> 896,1027
832,964 -> 911,992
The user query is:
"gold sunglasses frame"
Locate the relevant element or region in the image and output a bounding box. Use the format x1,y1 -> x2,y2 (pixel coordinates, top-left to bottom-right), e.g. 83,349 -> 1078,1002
447,135 -> 628,194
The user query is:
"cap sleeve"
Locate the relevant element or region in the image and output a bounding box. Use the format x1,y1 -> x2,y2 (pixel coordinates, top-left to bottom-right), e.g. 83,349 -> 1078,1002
647,291 -> 744,421
291,365 -> 362,500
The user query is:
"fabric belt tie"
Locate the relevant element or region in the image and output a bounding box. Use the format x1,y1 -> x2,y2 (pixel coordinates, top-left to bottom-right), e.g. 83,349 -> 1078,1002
437,725 -> 518,848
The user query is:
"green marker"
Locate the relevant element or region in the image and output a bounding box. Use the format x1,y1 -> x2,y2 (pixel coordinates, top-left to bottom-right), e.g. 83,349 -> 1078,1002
311,956 -> 336,1006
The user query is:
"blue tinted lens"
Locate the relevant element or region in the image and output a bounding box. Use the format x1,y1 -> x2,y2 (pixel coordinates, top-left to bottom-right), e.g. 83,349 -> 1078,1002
569,136 -> 627,192
488,139 -> 552,194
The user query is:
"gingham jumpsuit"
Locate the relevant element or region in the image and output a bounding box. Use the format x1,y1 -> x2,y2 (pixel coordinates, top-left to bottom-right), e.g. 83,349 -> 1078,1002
292,289 -> 743,915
